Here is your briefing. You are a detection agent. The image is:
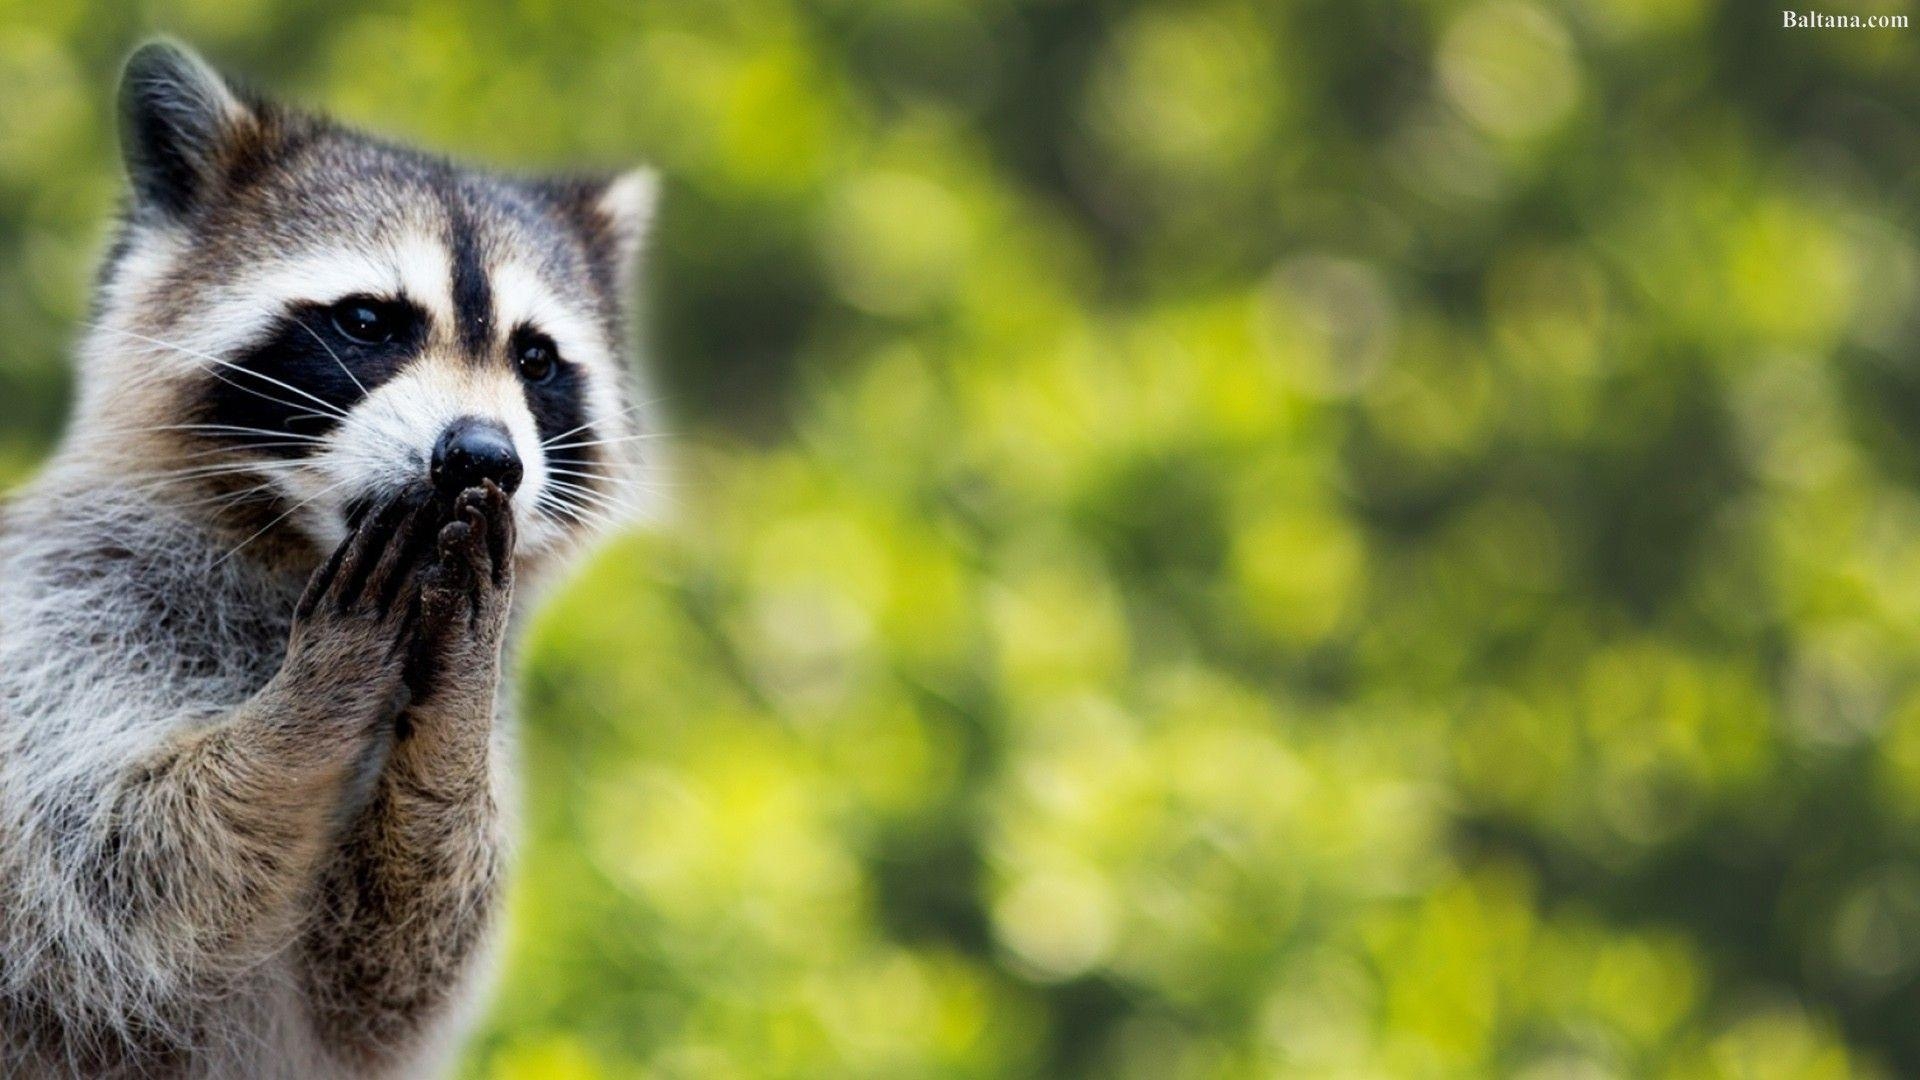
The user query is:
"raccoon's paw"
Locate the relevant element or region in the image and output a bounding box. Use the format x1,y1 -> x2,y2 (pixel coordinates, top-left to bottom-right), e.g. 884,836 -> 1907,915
285,491 -> 439,721
404,481 -> 516,702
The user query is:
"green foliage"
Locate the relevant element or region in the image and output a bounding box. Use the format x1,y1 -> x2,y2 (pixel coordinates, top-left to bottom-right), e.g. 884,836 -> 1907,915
4,0 -> 1920,1075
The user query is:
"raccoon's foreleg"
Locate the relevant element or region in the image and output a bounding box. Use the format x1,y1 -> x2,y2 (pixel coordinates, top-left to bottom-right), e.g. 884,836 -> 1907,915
302,483 -> 515,1065
68,500 -> 420,994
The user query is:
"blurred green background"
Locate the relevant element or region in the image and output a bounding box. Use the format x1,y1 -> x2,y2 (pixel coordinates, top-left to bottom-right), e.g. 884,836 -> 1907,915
3,0 -> 1920,1076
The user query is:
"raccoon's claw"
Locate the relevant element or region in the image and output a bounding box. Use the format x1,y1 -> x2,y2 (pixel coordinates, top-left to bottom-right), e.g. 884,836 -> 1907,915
297,492 -> 426,624
452,481 -> 514,589
286,492 -> 431,724
403,485 -> 515,701
373,498 -> 442,614
432,518 -> 481,607
354,493 -> 441,616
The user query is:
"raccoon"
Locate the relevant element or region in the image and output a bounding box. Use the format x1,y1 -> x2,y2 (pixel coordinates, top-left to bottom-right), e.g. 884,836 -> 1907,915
0,41 -> 660,1077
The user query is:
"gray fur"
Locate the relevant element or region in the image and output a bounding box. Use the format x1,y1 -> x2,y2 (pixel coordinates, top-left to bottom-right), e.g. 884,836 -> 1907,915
0,41 -> 659,1077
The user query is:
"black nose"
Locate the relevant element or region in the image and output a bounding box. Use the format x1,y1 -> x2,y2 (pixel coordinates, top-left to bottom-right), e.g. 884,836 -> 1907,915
431,418 -> 523,497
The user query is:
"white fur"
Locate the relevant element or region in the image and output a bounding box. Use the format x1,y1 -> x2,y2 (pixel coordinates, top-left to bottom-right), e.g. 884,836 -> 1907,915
177,234 -> 455,367
598,168 -> 660,256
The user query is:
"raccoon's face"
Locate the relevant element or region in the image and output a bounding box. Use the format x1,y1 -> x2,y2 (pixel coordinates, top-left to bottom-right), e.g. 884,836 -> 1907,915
81,43 -> 660,570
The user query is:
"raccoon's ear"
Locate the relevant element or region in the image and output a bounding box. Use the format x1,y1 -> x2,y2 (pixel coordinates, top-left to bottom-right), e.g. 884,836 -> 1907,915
553,168 -> 660,294
117,41 -> 258,222
595,168 -> 661,268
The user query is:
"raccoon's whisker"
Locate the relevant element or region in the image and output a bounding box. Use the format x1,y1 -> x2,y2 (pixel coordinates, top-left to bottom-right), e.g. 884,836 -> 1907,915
537,397 -> 666,447
540,490 -> 624,519
153,455 -> 399,522
127,464 -> 325,498
121,478 -> 257,507
148,424 -> 329,443
175,441 -> 324,460
549,468 -> 681,513
140,454 -> 318,473
538,506 -> 601,534
542,458 -> 663,488
212,476 -> 356,568
545,451 -> 675,485
92,325 -> 351,420
559,476 -> 672,509
167,479 -> 289,514
537,495 -> 618,533
539,432 -> 669,453
135,460 -> 316,484
534,492 -> 585,523
540,483 -> 631,519
541,475 -> 631,504
90,421 -> 332,455
194,483 -> 283,508
293,320 -> 367,397
541,482 -> 637,522
126,482 -> 287,510
560,507 -> 620,534
186,368 -> 343,431
534,483 -> 630,534
537,416 -> 607,448
543,466 -> 625,483
92,324 -> 349,416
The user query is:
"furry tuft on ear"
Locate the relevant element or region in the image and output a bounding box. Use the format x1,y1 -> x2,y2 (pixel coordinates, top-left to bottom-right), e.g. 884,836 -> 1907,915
595,168 -> 660,268
549,167 -> 660,299
118,40 -> 255,221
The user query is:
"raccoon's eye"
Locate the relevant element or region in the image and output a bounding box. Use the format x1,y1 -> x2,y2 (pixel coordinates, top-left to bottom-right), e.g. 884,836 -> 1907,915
329,297 -> 407,345
515,333 -> 558,384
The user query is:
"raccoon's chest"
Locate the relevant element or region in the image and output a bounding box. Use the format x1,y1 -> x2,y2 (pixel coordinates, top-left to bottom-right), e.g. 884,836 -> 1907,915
152,595 -> 292,693
83,552 -> 298,704
0,516 -> 303,716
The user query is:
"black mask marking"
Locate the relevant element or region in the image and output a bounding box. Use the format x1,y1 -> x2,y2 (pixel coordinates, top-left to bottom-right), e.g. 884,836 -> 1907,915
447,204 -> 494,359
523,355 -> 592,460
197,301 -> 424,455
514,329 -> 599,521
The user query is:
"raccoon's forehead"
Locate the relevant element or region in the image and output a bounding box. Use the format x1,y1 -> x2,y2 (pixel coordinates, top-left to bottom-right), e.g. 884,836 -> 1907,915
118,145 -> 617,365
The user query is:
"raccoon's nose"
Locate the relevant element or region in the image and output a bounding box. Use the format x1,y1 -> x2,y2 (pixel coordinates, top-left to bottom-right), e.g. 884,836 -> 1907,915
432,418 -> 523,497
